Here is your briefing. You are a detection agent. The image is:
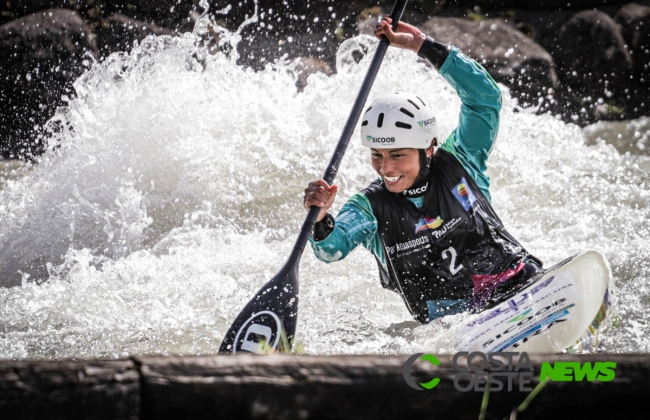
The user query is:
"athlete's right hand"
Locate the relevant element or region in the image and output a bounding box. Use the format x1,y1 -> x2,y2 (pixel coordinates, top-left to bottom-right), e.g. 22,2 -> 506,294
374,17 -> 426,53
303,179 -> 338,222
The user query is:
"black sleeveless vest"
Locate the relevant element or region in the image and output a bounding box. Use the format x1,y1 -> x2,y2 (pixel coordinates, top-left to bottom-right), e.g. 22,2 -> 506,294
363,149 -> 531,323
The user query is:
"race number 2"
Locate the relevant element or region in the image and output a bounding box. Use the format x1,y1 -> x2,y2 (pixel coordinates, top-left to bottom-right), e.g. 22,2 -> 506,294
442,246 -> 464,275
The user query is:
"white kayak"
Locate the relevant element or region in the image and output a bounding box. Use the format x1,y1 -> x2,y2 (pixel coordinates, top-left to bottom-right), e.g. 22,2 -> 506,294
430,250 -> 617,354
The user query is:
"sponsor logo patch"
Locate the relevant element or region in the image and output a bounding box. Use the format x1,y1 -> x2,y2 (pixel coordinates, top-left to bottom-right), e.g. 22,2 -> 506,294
418,117 -> 436,127
431,217 -> 462,239
386,236 -> 430,257
404,182 -> 429,196
452,178 -> 477,211
415,216 -> 443,234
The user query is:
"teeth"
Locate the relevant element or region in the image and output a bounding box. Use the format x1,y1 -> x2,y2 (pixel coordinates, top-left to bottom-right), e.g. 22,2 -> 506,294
384,176 -> 399,182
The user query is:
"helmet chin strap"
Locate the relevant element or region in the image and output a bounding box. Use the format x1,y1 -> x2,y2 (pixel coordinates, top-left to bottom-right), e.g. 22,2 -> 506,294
401,149 -> 433,197
418,148 -> 432,179
416,140 -> 436,182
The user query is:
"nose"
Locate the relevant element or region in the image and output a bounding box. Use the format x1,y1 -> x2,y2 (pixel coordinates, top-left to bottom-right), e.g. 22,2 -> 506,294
380,158 -> 396,175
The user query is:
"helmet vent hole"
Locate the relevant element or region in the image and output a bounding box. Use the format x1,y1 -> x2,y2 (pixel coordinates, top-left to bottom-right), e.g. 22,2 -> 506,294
395,122 -> 412,129
416,96 -> 426,106
399,108 -> 414,118
407,99 -> 420,110
364,106 -> 372,114
377,113 -> 384,128
361,120 -> 368,126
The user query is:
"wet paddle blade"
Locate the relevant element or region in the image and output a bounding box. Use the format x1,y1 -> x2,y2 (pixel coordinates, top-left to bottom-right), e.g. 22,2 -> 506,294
218,261 -> 299,354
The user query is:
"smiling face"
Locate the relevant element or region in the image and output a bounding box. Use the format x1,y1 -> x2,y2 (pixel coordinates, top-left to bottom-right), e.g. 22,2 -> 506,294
371,148 -> 423,193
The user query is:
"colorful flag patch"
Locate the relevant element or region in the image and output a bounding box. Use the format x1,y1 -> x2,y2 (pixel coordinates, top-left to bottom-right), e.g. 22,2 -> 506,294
452,178 -> 477,211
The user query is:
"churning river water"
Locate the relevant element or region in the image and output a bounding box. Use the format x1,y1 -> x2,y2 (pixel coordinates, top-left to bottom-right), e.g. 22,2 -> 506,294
1,14 -> 649,360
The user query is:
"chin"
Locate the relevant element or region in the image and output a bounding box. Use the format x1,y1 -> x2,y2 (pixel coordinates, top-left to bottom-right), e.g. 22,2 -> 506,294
385,184 -> 405,194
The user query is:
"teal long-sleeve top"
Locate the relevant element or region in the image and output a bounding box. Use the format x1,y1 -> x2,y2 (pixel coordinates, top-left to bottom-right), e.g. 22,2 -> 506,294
309,45 -> 502,266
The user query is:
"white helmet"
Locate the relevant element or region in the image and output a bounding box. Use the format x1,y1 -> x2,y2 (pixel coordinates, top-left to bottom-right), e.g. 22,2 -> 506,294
360,92 -> 437,149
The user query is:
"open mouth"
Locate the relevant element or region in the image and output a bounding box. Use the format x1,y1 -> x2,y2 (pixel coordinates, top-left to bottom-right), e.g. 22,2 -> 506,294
383,175 -> 401,184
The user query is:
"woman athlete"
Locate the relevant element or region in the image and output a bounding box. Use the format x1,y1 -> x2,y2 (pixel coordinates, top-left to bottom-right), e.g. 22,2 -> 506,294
303,17 -> 542,323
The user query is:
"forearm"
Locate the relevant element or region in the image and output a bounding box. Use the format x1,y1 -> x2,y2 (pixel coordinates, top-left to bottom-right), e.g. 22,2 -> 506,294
309,193 -> 382,263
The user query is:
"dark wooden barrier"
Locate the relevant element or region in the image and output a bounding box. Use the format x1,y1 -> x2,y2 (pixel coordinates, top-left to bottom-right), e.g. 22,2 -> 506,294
0,359 -> 139,420
1,354 -> 649,419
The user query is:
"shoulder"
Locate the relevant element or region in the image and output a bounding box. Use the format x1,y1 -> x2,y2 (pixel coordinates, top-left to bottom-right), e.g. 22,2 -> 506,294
435,146 -> 492,202
360,178 -> 388,201
338,190 -> 377,220
361,178 -> 384,195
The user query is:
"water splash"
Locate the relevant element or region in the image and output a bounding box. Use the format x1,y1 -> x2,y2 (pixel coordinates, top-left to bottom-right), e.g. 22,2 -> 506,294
1,16 -> 649,359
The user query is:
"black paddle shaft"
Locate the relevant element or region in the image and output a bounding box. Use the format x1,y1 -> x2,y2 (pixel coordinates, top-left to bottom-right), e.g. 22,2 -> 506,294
219,0 -> 409,354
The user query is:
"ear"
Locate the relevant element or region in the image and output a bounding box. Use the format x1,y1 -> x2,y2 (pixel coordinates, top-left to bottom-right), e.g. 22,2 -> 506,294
427,138 -> 437,158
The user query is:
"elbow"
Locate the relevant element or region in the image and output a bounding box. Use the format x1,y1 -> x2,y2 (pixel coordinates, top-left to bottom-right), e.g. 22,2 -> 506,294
494,92 -> 502,114
313,246 -> 345,263
484,82 -> 502,112
482,90 -> 502,118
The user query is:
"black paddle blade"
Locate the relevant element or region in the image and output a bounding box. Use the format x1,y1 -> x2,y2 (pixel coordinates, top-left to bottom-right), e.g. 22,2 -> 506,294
219,261 -> 299,354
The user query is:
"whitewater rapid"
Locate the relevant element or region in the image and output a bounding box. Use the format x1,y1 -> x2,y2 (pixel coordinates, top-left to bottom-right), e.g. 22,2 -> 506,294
1,17 -> 649,359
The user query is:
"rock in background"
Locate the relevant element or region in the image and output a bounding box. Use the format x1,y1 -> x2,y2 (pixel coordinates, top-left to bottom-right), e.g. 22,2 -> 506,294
95,13 -> 176,58
0,8 -> 96,159
616,3 -> 650,116
548,10 -> 634,122
446,1 -> 650,123
418,16 -> 559,110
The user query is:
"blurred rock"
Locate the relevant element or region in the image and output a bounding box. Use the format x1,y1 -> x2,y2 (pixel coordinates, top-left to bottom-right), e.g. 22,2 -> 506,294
102,1 -> 196,31
501,9 -> 575,52
286,57 -> 333,92
236,30 -> 341,71
1,1 -> 76,24
0,8 -> 97,159
616,3 -> 650,81
418,17 -> 558,108
208,0 -> 360,71
95,13 -> 177,58
551,10 -> 633,122
205,0 -> 360,35
446,0 -> 631,8
553,10 -> 633,92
